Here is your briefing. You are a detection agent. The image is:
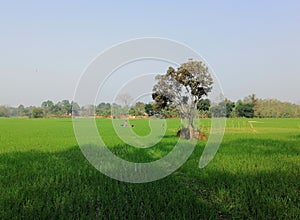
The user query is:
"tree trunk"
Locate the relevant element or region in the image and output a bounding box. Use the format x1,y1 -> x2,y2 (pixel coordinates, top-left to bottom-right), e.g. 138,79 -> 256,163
188,117 -> 194,139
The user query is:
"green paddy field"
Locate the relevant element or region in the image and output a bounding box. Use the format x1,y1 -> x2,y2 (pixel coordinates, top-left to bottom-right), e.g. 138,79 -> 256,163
0,118 -> 299,219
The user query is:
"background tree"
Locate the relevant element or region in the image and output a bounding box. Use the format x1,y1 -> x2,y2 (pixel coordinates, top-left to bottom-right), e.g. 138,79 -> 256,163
0,106 -> 9,117
116,93 -> 133,117
152,101 -> 180,118
80,105 -> 95,117
117,93 -> 133,108
96,102 -> 111,117
197,99 -> 211,111
224,99 -> 235,117
244,94 -> 258,106
210,102 -> 226,118
41,100 -> 54,116
17,104 -> 28,117
51,103 -> 63,116
254,98 -> 300,118
7,107 -> 18,117
235,100 -> 254,118
60,100 -> 72,115
132,102 -> 145,116
152,60 -> 213,139
145,103 -> 154,116
197,99 -> 211,117
161,105 -> 179,118
211,99 -> 235,118
71,101 -> 81,116
111,103 -> 124,118
30,107 -> 44,118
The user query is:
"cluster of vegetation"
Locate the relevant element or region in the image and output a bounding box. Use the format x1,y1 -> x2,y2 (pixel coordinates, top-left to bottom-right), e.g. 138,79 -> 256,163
0,118 -> 299,219
1,95 -> 300,119
0,99 -> 155,118
209,94 -> 300,118
0,100 -> 76,118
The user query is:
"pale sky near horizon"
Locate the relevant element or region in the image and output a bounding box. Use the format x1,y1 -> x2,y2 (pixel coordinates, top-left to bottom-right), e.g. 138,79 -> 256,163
0,1 -> 299,107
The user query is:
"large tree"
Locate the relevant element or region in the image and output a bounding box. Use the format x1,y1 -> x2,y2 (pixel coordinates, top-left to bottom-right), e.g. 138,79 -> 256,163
152,60 -> 213,139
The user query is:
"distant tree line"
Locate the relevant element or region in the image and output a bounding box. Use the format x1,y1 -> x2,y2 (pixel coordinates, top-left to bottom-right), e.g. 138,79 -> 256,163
0,100 -> 78,118
0,94 -> 300,118
206,94 -> 300,118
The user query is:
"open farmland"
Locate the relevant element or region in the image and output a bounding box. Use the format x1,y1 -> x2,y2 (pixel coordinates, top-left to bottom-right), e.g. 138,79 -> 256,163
0,118 -> 299,219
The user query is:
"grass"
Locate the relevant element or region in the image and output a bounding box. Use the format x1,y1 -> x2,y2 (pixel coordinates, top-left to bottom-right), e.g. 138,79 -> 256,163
0,118 -> 299,219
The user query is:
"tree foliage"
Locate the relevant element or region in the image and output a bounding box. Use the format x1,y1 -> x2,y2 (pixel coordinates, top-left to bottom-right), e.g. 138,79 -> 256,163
96,103 -> 111,117
145,103 -> 154,116
254,99 -> 300,118
197,99 -> 211,112
130,102 -> 146,116
235,101 -> 254,118
0,106 -> 9,117
30,107 -> 44,118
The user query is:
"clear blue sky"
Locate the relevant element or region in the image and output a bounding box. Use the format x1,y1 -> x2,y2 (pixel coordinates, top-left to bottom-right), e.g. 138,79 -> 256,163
0,0 -> 299,106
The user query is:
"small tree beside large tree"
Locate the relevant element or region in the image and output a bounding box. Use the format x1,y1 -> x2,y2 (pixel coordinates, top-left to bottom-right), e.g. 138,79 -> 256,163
152,60 -> 213,139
